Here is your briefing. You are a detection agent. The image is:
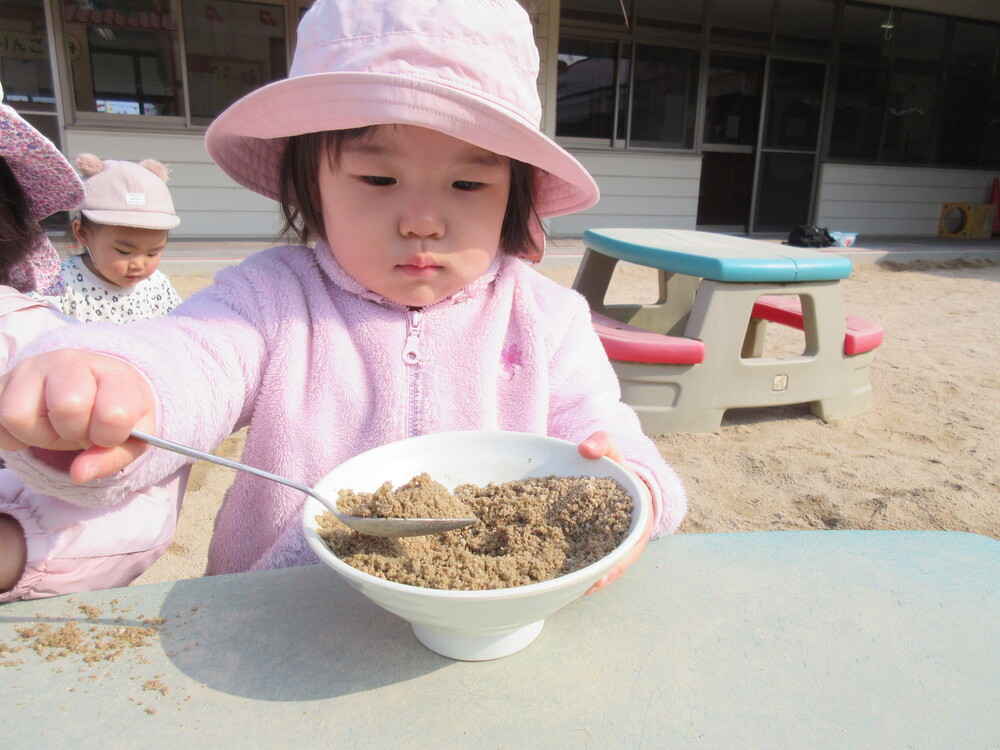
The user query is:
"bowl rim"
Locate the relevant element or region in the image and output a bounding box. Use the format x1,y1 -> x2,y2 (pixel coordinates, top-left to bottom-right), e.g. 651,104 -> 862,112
302,430 -> 652,599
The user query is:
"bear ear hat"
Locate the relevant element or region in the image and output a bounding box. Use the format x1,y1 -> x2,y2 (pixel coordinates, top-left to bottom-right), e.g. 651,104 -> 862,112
75,156 -> 181,230
75,152 -> 105,177
138,158 -> 170,182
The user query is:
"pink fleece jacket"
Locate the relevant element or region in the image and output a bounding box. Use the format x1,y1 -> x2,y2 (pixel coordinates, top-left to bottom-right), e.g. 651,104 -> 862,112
3,245 -> 687,577
0,287 -> 188,602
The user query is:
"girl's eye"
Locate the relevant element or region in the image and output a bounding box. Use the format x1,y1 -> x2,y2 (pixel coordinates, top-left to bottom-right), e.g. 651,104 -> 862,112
115,249 -> 132,257
361,176 -> 396,186
453,181 -> 483,191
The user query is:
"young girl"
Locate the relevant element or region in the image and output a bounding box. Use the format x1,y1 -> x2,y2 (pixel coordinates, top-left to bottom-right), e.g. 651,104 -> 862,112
54,155 -> 182,323
0,90 -> 187,599
0,0 -> 687,597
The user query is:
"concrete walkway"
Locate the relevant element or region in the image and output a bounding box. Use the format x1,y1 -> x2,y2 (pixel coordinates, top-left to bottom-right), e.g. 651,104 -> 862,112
119,233 -> 1000,276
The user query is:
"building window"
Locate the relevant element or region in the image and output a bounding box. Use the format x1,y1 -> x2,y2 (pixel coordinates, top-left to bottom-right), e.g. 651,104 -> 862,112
2,0 -> 72,229
892,9 -> 946,66
555,37 -> 624,142
182,0 -> 287,126
881,72 -> 936,164
60,0 -> 293,126
634,0 -> 704,42
829,64 -> 887,160
630,44 -> 699,149
63,0 -> 185,117
2,0 -> 58,112
830,2 -> 1000,167
773,0 -> 835,55
557,36 -> 699,151
708,0 -> 773,47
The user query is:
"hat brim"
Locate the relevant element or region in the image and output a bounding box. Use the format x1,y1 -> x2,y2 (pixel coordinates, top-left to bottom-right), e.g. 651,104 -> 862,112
0,104 -> 85,220
205,72 -> 599,218
82,208 -> 181,230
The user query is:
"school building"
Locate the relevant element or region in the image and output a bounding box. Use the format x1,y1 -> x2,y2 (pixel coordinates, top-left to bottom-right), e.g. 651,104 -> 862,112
4,0 -> 1000,240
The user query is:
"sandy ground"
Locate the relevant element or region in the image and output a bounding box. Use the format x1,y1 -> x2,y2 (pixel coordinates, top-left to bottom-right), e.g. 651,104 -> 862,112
134,256 -> 1000,585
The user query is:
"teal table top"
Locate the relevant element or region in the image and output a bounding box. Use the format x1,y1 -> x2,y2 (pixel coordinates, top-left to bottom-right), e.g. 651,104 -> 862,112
2,530 -> 997,749
583,227 -> 854,282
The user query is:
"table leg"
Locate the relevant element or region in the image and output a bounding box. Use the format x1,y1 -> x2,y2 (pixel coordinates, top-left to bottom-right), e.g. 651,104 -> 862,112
680,280 -> 868,425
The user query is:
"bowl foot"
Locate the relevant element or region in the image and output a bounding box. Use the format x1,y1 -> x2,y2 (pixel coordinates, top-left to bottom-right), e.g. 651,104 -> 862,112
412,620 -> 544,661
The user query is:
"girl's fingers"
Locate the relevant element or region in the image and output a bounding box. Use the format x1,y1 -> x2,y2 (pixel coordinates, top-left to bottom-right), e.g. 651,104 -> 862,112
578,430 -> 624,464
0,362 -> 66,450
69,440 -> 150,484
42,357 -> 100,445
89,362 -> 154,448
0,351 -> 154,462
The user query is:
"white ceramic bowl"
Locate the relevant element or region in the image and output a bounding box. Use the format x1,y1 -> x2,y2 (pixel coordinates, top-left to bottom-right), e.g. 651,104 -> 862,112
302,430 -> 650,661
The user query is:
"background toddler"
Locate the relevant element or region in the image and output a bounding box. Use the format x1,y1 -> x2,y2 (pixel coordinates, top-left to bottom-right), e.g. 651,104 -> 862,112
55,155 -> 182,323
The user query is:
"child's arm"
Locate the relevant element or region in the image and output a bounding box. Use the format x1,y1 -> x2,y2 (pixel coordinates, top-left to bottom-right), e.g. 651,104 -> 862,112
544,299 -> 689,538
0,349 -> 156,482
0,466 -> 188,602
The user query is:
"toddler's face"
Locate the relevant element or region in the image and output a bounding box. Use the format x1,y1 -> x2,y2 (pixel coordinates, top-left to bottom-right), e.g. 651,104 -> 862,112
318,125 -> 511,307
73,222 -> 168,288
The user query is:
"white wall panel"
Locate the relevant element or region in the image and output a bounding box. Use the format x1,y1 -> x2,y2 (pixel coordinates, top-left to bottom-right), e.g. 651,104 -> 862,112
548,151 -> 702,237
815,163 -> 997,236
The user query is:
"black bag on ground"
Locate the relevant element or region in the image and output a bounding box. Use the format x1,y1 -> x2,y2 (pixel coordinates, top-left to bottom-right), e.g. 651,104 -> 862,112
785,224 -> 834,248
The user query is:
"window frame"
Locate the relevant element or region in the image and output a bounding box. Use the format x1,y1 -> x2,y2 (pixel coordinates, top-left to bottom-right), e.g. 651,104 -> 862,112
52,0 -> 307,132
555,27 -> 704,155
827,2 -> 1000,168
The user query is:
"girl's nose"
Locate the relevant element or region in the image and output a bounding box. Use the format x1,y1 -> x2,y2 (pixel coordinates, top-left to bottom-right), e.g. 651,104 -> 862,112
398,198 -> 444,239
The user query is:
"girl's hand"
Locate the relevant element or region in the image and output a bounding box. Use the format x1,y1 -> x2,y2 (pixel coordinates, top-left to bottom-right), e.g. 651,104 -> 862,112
0,350 -> 155,483
578,430 -> 654,595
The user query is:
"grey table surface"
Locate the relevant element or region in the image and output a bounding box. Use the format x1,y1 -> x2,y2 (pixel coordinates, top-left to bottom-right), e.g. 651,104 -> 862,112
2,529 -> 997,749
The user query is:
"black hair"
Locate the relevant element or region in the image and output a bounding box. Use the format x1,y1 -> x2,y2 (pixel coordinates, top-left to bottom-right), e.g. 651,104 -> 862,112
0,156 -> 43,288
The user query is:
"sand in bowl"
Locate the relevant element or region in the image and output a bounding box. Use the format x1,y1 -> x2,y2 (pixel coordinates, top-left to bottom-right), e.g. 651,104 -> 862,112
316,472 -> 632,590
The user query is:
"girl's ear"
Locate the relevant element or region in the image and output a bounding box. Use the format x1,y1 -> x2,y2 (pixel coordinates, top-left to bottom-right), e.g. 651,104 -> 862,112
70,218 -> 88,247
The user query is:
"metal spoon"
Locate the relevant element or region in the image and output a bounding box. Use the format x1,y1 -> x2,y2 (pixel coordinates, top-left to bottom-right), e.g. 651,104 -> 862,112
130,430 -> 477,537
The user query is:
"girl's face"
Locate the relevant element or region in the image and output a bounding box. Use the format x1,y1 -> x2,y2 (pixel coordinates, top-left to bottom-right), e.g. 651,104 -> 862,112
318,125 -> 512,308
72,220 -> 168,288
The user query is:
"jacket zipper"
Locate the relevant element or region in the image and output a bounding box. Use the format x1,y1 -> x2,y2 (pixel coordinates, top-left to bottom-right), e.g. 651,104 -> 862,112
402,308 -> 423,437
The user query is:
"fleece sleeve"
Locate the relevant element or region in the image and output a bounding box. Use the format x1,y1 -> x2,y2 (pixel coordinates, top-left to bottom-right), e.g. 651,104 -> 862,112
543,293 -> 688,538
0,263 -> 270,508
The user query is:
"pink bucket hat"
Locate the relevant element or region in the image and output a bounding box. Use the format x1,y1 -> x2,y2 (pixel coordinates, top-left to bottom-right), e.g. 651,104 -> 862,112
205,0 -> 599,222
76,154 -> 181,230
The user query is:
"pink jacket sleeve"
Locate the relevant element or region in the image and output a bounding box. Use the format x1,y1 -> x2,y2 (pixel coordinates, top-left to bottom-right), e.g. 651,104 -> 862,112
529,273 -> 688,537
0,467 -> 189,602
0,287 -> 72,372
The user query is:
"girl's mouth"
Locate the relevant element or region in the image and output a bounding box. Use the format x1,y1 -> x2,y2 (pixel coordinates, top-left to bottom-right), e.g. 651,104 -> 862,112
398,263 -> 441,278
398,256 -> 441,277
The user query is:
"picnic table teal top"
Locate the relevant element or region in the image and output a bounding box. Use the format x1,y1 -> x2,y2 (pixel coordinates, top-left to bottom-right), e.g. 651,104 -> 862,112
582,227 -> 854,282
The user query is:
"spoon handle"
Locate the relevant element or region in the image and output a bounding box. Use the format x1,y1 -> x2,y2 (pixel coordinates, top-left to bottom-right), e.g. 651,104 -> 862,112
130,430 -> 315,499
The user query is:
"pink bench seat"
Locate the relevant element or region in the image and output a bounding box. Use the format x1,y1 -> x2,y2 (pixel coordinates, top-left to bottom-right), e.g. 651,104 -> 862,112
751,295 -> 884,356
590,311 -> 705,365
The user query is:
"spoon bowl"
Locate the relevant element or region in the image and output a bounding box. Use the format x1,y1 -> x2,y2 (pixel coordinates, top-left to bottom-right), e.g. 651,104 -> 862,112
130,430 -> 477,537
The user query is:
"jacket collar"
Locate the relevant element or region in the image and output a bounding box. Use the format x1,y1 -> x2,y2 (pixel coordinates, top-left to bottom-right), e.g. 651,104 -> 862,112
313,240 -> 506,309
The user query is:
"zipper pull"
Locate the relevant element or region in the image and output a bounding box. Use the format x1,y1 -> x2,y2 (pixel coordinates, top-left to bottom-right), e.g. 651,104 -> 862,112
402,308 -> 423,364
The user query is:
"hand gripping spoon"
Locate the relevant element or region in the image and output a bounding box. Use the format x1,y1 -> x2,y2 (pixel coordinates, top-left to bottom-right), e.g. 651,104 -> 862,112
130,430 -> 477,537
